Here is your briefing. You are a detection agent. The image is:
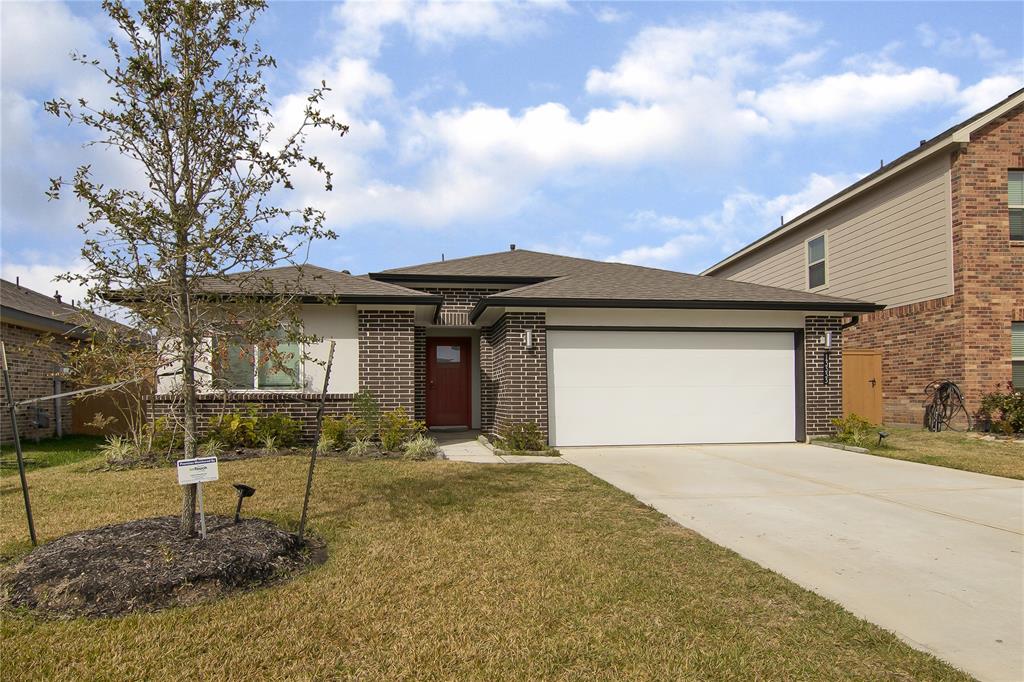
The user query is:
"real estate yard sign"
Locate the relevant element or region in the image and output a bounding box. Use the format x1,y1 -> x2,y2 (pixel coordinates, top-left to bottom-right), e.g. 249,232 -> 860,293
177,457 -> 219,539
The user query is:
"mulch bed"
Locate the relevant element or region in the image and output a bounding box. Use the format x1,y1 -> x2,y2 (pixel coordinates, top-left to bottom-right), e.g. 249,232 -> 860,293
0,516 -> 324,619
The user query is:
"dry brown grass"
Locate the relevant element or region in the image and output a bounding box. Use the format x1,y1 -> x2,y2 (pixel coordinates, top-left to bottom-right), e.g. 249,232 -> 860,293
1,451 -> 971,681
864,427 -> 1023,479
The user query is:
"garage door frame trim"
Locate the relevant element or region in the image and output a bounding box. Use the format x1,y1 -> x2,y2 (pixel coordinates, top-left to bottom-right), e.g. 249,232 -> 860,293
545,325 -> 806,443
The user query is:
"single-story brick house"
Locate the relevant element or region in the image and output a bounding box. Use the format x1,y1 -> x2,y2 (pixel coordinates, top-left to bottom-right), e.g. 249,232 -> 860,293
153,249 -> 882,446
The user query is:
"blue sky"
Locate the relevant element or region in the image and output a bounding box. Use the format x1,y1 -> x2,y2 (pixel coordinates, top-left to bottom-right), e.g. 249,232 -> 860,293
1,1 -> 1022,301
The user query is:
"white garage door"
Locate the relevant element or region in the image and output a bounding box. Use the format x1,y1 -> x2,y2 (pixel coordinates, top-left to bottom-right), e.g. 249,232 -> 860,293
547,330 -> 797,446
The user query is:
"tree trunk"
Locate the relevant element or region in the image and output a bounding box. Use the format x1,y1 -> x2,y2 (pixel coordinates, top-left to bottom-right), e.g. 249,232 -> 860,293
178,261 -> 199,537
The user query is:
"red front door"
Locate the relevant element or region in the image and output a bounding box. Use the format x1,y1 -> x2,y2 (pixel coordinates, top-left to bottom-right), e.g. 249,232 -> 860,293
426,337 -> 471,427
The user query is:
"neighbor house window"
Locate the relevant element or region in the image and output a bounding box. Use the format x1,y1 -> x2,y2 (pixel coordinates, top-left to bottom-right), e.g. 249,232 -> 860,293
1010,171 -> 1024,241
1013,322 -> 1024,390
806,233 -> 827,290
215,329 -> 301,390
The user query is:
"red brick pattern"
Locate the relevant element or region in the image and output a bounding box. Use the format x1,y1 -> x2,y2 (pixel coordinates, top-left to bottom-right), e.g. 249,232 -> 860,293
804,316 -> 844,436
151,391 -> 355,442
1,322 -> 73,442
481,312 -> 548,438
415,287 -> 505,326
846,104 -> 1023,424
358,310 -> 415,412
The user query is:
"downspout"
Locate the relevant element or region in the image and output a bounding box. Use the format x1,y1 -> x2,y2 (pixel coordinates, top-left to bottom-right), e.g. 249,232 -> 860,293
54,371 -> 63,438
841,315 -> 860,330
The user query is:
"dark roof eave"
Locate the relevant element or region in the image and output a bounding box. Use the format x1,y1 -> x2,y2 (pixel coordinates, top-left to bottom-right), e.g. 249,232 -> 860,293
104,291 -> 442,306
1,305 -> 93,338
368,272 -> 551,285
468,297 -> 884,323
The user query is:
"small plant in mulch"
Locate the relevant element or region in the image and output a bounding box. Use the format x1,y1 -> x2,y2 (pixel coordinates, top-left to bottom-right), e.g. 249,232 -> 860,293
0,516 -> 324,619
490,423 -> 561,456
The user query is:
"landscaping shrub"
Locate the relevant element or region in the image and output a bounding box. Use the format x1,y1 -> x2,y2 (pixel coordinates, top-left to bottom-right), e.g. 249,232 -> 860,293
402,434 -> 440,460
353,391 -> 381,440
321,414 -> 363,451
378,407 -> 425,452
977,384 -> 1024,434
100,435 -> 138,468
206,409 -> 300,448
495,422 -> 547,452
147,416 -> 183,453
347,437 -> 376,458
831,413 -> 879,448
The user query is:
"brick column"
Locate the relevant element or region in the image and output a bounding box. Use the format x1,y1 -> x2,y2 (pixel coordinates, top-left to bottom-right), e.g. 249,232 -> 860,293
488,312 -> 547,437
358,310 -> 415,412
413,327 -> 426,421
804,316 -> 844,437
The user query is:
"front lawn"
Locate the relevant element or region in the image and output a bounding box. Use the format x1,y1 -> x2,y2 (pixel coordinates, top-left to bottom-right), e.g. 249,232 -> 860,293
857,427 -> 1023,479
0,435 -> 104,472
1,452 -> 969,680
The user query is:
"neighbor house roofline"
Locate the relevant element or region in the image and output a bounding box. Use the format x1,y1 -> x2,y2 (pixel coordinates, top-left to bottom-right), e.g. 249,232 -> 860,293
468,296 -> 884,323
701,88 -> 1024,276
368,273 -> 550,285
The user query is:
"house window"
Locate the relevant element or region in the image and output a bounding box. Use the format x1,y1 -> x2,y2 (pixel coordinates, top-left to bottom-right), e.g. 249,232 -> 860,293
1013,322 -> 1024,390
216,329 -> 301,390
806,233 -> 827,290
1010,171 -> 1023,241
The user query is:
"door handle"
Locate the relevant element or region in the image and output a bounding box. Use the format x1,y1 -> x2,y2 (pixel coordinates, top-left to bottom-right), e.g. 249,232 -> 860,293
869,378 -> 876,387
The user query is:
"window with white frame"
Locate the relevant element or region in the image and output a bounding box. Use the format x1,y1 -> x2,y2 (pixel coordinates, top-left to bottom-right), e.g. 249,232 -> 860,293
1013,322 -> 1024,390
1010,171 -> 1023,241
806,233 -> 827,290
215,329 -> 301,390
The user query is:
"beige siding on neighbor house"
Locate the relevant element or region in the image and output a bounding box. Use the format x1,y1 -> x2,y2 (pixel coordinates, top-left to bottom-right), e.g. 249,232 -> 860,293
715,153 -> 953,307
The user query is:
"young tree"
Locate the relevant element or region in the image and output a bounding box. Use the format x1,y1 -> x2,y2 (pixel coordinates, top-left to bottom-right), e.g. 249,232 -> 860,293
46,0 -> 347,536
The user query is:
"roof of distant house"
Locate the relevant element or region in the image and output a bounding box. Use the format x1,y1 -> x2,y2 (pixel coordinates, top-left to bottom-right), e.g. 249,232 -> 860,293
0,278 -> 129,337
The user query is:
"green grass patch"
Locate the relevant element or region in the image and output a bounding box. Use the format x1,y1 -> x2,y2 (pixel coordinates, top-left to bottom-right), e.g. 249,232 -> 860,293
855,427 -> 1023,479
0,455 -> 970,680
0,435 -> 104,473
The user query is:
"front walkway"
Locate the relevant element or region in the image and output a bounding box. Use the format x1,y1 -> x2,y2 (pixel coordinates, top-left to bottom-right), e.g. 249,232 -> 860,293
433,430 -> 565,464
563,442 -> 1024,682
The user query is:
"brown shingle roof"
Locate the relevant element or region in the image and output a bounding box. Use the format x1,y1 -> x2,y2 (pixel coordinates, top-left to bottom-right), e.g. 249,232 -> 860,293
371,249 -> 881,321
1,278 -> 128,336
196,264 -> 436,301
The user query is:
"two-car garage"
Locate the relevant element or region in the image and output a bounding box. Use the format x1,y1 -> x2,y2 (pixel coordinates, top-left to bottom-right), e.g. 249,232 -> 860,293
546,329 -> 800,447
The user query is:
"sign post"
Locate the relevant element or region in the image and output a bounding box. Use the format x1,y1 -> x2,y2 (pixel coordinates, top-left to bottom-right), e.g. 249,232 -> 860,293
176,457 -> 219,539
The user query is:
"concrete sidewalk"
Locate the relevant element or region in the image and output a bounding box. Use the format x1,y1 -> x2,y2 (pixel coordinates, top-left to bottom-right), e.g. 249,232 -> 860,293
564,443 -> 1024,682
434,431 -> 565,464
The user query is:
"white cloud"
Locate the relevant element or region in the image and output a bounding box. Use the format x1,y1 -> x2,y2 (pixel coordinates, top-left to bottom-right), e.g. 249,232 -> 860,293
740,68 -> 960,129
917,24 -> 1005,62
331,0 -> 569,57
956,74 -> 1024,117
594,7 -> 628,24
608,172 -> 859,270
0,259 -> 91,305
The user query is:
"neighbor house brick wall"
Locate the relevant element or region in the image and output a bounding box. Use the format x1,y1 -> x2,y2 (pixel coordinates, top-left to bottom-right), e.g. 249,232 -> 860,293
845,104 -> 1023,425
844,296 -> 966,426
0,322 -> 73,442
950,104 -> 1024,410
150,392 -> 354,442
415,287 -> 506,326
804,316 -> 844,437
358,310 -> 415,412
481,312 -> 547,438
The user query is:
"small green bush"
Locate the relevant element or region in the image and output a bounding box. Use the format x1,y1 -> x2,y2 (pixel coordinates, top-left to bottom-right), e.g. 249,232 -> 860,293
978,384 -> 1023,434
101,435 -> 139,468
146,416 -> 183,453
206,409 -> 300,448
495,422 -> 547,452
353,391 -> 381,439
378,407 -> 425,452
321,414 -> 363,451
402,434 -> 440,460
831,413 -> 879,448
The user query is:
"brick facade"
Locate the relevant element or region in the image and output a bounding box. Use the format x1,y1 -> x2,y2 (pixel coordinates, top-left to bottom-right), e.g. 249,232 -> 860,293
803,316 -> 844,436
0,322 -> 73,442
415,287 -> 506,326
480,312 -> 547,437
845,103 -> 1024,425
413,326 -> 426,421
358,310 -> 415,412
151,392 -> 355,442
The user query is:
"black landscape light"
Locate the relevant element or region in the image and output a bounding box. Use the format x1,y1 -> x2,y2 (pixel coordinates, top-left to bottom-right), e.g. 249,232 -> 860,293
233,483 -> 256,523
877,431 -> 889,447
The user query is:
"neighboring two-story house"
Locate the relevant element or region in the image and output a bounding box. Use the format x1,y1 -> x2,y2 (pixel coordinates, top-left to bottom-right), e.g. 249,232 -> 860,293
703,89 -> 1024,426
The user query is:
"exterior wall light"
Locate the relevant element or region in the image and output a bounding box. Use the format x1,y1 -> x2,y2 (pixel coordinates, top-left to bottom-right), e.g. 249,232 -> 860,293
524,329 -> 533,349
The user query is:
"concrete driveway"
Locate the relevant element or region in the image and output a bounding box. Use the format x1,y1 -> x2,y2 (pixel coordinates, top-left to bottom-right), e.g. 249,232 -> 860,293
563,443 -> 1023,682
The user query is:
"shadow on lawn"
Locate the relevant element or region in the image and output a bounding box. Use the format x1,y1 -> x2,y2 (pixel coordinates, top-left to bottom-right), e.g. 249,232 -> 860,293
367,464 -> 551,519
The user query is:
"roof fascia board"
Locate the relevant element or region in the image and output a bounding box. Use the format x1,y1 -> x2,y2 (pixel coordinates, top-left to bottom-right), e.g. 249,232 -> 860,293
1,306 -> 89,338
468,297 -> 884,323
